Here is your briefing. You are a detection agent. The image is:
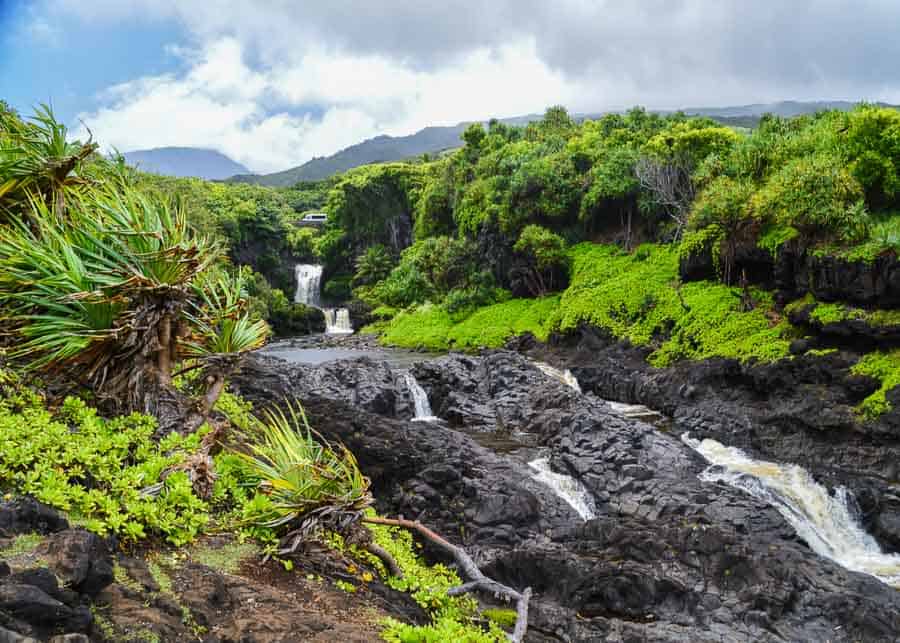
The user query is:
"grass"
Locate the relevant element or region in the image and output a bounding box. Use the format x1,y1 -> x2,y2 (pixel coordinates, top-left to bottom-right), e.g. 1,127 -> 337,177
0,532 -> 43,558
787,294 -> 900,328
191,540 -> 258,574
379,297 -> 559,351
376,243 -> 795,366
851,350 -> 900,421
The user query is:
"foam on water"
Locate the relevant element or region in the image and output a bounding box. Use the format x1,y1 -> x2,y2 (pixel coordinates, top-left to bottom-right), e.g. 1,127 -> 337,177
682,433 -> 900,588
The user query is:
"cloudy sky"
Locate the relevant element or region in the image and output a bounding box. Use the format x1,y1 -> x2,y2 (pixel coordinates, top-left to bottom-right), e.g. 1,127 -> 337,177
2,0 -> 899,173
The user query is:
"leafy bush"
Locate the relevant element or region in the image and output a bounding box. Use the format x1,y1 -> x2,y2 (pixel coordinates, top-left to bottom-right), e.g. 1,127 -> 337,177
512,224 -> 569,295
353,244 -> 395,288
229,404 -> 372,535
0,381 -> 208,545
751,153 -> 867,240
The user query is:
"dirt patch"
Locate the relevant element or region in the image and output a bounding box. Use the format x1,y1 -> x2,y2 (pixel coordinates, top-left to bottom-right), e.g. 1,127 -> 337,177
95,535 -> 425,643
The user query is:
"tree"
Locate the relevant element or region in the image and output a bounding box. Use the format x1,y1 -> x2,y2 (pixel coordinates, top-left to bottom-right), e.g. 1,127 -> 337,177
0,104 -> 98,218
511,224 -> 569,296
0,109 -> 268,435
353,244 -> 394,288
636,123 -> 740,236
689,176 -> 754,284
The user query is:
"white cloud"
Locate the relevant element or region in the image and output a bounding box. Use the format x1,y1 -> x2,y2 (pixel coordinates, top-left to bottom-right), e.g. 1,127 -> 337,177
75,36 -> 581,173
59,0 -> 900,173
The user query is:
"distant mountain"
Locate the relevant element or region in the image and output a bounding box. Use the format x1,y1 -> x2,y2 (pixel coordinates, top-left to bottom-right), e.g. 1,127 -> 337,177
227,125 -> 472,187
228,101 -> 899,187
124,147 -> 250,180
685,100 -> 896,119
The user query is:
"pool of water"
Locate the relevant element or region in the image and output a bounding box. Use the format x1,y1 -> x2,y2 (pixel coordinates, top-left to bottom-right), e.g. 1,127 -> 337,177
260,338 -> 438,368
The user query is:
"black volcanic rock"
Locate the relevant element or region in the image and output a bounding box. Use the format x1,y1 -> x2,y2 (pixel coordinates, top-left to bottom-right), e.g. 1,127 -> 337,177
232,351 -> 900,641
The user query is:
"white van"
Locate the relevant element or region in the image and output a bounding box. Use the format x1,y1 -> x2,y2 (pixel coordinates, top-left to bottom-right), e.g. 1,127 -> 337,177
301,212 -> 328,223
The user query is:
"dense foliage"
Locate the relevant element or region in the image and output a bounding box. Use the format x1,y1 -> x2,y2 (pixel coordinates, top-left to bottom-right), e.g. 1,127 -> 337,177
0,370 -> 209,545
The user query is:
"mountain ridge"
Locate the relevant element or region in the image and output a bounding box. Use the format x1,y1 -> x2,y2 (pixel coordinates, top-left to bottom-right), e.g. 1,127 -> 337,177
123,146 -> 250,180
134,101 -> 900,187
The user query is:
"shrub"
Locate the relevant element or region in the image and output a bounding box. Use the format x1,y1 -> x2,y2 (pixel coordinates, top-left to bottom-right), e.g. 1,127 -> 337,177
231,403 -> 373,538
512,225 -> 569,295
0,382 -> 208,545
851,350 -> 900,421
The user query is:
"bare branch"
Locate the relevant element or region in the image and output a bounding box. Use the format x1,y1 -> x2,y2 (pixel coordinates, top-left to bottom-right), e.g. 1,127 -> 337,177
363,516 -> 532,642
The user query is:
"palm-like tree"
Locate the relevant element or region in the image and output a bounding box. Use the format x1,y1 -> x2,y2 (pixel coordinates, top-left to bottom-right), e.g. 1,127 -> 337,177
0,104 -> 98,218
0,110 -> 268,435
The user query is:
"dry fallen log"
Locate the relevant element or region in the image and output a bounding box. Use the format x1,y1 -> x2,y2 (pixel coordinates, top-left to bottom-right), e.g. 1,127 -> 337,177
363,516 -> 532,642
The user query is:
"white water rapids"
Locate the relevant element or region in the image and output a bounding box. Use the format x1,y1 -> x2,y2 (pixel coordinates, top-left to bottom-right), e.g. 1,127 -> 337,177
294,263 -> 353,335
401,371 -> 438,422
528,458 -> 597,520
526,361 -> 601,519
682,433 -> 900,588
531,360 -> 581,393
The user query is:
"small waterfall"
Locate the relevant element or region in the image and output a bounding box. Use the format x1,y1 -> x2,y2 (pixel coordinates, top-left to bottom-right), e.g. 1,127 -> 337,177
532,361 -> 581,393
323,308 -> 353,335
294,264 -> 323,306
682,434 -> 900,588
528,458 -> 596,520
293,264 -> 353,335
401,371 -> 438,422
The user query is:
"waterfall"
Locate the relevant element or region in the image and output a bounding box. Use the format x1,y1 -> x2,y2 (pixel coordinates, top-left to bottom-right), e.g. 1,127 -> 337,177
401,371 -> 438,422
528,458 -> 597,520
294,264 -> 323,306
293,264 -> 353,335
323,308 -> 353,335
682,433 -> 900,588
532,361 -> 581,393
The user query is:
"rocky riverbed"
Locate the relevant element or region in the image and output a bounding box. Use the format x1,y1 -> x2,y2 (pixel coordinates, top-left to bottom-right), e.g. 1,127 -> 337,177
229,349 -> 900,642
3,340 -> 900,641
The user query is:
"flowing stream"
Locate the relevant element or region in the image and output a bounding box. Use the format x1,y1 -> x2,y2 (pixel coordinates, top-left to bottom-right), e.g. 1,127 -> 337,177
527,360 -> 601,519
294,263 -> 353,335
682,433 -> 900,588
528,458 -> 597,520
401,371 -> 438,422
532,360 -> 581,393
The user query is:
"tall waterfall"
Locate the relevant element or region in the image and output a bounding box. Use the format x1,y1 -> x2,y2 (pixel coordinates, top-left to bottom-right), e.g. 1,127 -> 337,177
293,264 -> 353,335
682,434 -> 900,588
532,361 -> 581,393
401,371 -> 438,422
528,458 -> 597,520
294,264 -> 323,307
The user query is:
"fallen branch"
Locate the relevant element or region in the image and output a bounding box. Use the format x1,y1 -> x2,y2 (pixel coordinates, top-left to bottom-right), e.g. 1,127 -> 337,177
363,516 -> 532,642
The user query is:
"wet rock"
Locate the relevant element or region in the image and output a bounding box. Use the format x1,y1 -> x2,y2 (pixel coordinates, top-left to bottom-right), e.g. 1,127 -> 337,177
558,337 -> 900,551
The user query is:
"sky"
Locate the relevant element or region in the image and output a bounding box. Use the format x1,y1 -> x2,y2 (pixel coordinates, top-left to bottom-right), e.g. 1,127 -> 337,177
2,0 -> 900,174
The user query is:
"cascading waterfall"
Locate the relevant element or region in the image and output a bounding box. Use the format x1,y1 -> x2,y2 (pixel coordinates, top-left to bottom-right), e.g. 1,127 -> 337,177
323,308 -> 353,335
682,433 -> 900,588
293,264 -> 353,335
401,371 -> 438,422
528,458 -> 597,520
532,361 -> 581,393
294,264 -> 322,307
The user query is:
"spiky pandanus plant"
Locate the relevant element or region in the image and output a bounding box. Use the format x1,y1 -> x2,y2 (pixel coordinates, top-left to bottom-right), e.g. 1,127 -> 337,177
0,185 -> 269,434
0,104 -> 98,218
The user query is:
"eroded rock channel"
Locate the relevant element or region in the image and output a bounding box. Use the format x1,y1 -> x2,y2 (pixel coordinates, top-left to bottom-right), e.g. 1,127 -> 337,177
230,348 -> 900,642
